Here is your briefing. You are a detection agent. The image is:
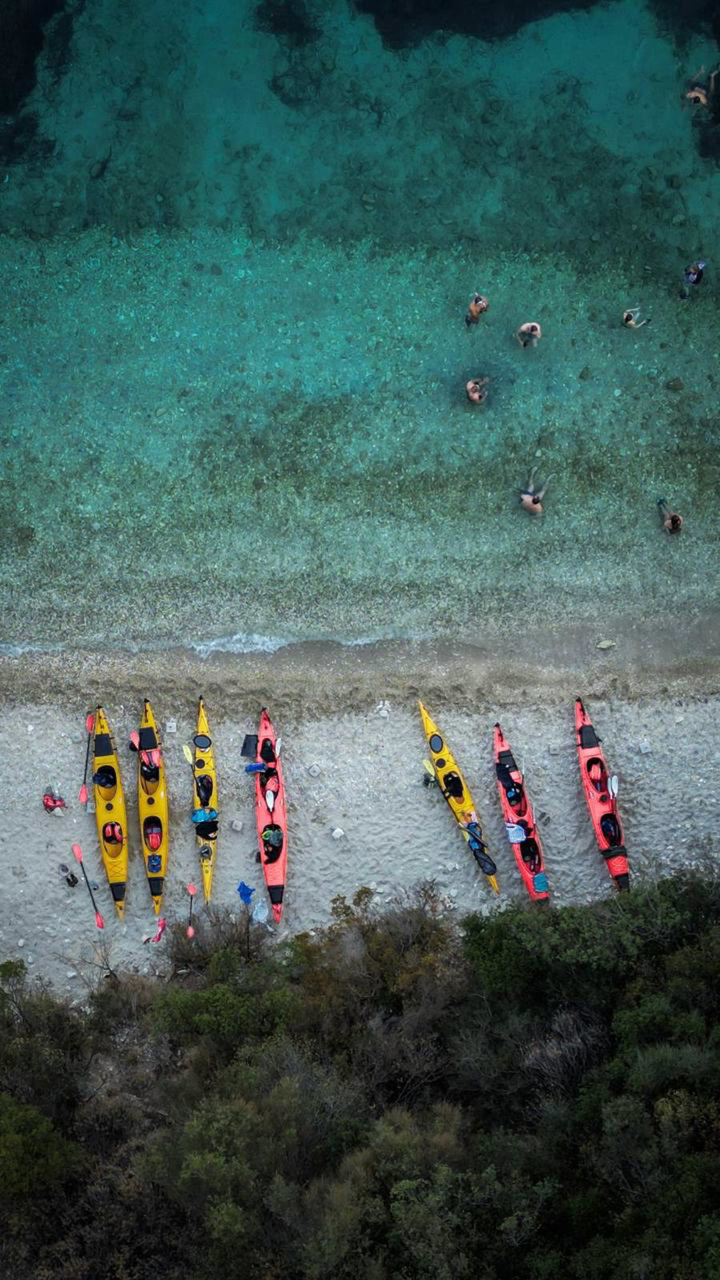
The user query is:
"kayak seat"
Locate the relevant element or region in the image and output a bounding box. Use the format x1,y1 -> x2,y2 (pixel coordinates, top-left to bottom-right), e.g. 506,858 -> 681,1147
93,764 -> 116,790
144,817 -> 163,851
195,774 -> 214,806
141,760 -> 160,785
443,771 -> 464,799
520,837 -> 542,872
600,815 -> 622,846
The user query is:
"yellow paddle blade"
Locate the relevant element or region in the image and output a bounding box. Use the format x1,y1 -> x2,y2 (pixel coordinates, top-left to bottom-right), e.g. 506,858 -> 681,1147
182,743 -> 193,765
487,874 -> 500,894
422,758 -> 436,779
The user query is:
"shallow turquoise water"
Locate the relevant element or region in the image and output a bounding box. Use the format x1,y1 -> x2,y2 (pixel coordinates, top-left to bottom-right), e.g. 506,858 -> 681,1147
0,0 -> 719,652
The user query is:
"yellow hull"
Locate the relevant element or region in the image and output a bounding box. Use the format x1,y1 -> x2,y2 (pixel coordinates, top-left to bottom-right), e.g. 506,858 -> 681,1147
92,707 -> 129,920
418,701 -> 499,894
193,696 -> 218,903
137,699 -> 169,914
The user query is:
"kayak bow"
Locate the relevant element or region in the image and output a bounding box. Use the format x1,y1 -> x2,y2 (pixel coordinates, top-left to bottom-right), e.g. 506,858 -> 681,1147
419,702 -> 499,893
575,698 -> 629,891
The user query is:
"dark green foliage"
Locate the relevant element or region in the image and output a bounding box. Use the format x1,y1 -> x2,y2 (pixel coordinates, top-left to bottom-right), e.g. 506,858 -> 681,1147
1,876 -> 720,1279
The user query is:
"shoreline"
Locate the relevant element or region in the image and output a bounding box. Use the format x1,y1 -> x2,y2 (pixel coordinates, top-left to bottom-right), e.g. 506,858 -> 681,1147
2,610 -> 720,709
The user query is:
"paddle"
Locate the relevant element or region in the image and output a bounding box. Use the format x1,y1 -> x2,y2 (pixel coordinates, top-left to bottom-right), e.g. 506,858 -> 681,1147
78,710 -> 95,805
422,758 -> 437,785
609,774 -> 619,798
71,843 -> 104,929
186,882 -> 198,938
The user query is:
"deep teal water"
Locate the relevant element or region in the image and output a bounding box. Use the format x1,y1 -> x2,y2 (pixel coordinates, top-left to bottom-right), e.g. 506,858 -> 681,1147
0,0 -> 719,653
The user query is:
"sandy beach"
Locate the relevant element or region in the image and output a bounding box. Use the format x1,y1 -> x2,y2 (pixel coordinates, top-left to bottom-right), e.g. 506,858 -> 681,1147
2,638 -> 718,1000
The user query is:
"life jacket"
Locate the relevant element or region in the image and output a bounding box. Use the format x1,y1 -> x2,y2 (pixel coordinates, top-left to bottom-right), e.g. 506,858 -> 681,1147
103,822 -> 123,844
42,792 -> 66,812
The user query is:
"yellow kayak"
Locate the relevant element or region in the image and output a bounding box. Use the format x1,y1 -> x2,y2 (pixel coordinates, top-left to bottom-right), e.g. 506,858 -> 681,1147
136,699 -> 169,914
192,696 -> 218,902
92,707 -> 129,920
418,701 -> 499,894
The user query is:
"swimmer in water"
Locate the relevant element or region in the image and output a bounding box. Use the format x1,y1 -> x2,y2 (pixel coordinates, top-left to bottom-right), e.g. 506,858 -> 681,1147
519,466 -> 552,516
516,321 -> 542,349
465,293 -> 489,327
622,305 -> 650,329
680,260 -> 706,299
684,66 -> 720,113
466,376 -> 489,405
657,498 -> 683,534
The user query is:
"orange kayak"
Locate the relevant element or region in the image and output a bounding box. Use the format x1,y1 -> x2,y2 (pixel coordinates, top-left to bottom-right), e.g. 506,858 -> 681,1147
575,698 -> 629,891
493,723 -> 550,903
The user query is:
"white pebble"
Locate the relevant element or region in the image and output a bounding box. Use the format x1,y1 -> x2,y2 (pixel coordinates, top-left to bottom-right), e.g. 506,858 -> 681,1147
639,741 -> 652,754
52,807 -> 66,818
27,725 -> 33,733
66,970 -> 77,979
17,938 -> 25,947
231,819 -> 243,833
332,827 -> 345,840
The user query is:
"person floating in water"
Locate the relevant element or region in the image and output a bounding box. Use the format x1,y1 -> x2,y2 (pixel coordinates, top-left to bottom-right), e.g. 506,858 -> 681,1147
657,498 -> 683,534
684,66 -> 720,114
516,321 -> 542,349
520,466 -> 552,516
466,376 -> 489,405
465,292 -> 489,327
680,260 -> 706,299
622,305 -> 650,329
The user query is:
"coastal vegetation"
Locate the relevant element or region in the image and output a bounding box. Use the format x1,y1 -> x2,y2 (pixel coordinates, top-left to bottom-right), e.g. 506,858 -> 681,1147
1,875 -> 719,1279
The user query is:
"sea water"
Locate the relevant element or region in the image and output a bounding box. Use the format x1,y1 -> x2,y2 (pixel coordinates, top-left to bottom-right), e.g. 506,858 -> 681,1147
1,0 -> 719,656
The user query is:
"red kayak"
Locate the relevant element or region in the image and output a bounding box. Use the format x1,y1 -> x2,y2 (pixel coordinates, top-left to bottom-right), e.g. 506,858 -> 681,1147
253,709 -> 287,924
575,698 -> 629,891
493,723 -> 550,903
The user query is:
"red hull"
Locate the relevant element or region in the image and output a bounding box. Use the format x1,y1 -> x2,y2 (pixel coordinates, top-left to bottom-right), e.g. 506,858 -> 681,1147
254,709 -> 288,923
493,723 -> 550,903
575,699 -> 629,890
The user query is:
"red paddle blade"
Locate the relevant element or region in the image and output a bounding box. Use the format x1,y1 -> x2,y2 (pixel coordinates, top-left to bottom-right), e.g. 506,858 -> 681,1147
78,783 -> 88,805
95,912 -> 105,930
71,843 -> 83,863
85,711 -> 94,733
187,925 -> 195,939
187,883 -> 198,897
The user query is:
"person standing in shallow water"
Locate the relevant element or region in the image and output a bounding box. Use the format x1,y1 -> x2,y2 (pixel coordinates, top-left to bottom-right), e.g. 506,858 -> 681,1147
516,322 -> 542,348
680,260 -> 706,299
466,376 -> 489,405
657,498 -> 683,534
465,293 -> 489,327
520,466 -> 552,516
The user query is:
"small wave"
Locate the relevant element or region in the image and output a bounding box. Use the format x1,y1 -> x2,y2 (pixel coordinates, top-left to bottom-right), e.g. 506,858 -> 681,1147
0,641 -> 67,657
189,632 -> 295,659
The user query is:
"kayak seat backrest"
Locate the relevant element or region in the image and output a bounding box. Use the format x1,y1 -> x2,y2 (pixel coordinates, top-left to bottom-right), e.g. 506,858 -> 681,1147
443,770 -> 464,799
579,724 -> 600,749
